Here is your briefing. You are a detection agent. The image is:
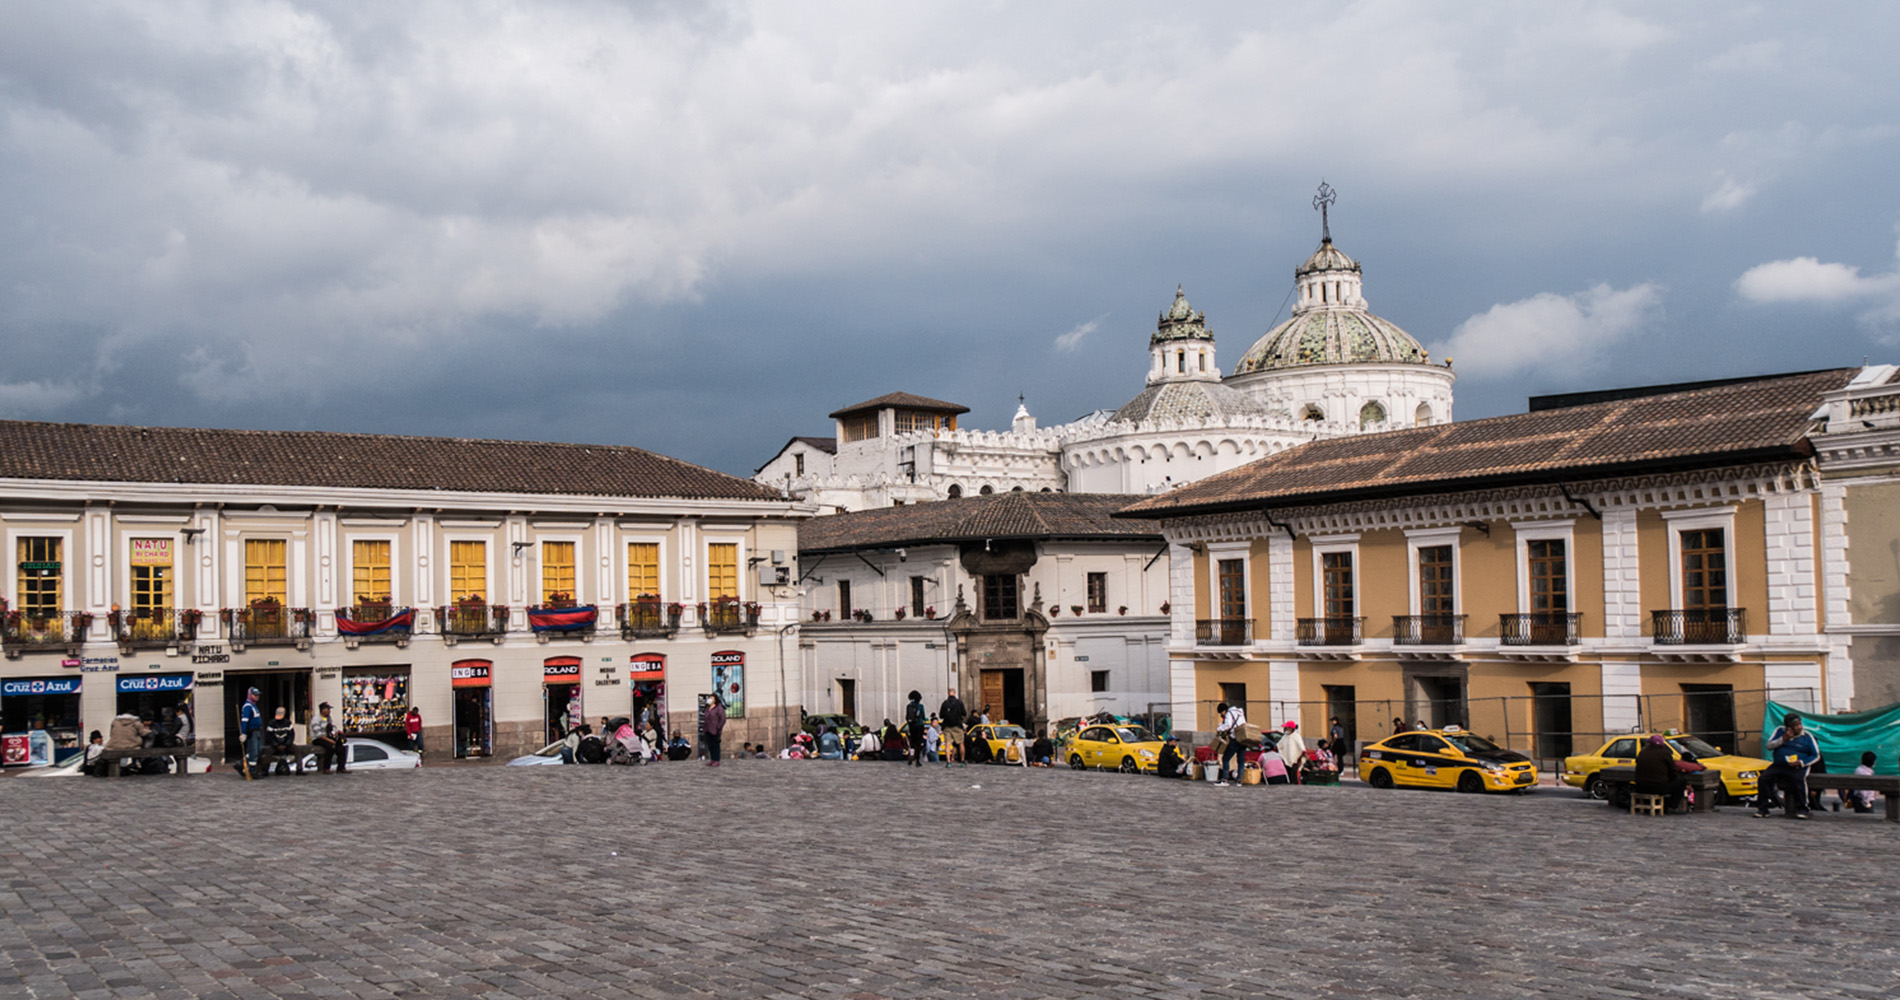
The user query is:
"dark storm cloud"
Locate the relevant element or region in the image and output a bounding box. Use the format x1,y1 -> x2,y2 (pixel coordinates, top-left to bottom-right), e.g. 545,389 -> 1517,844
1,1 -> 1898,475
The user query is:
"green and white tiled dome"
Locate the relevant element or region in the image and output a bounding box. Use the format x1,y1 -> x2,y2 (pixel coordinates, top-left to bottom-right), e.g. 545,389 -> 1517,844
1231,239 -> 1431,374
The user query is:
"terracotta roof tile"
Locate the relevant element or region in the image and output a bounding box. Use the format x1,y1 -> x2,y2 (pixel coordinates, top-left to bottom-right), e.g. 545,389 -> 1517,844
0,420 -> 783,502
800,493 -> 1161,552
1121,368 -> 1856,519
828,392 -> 970,419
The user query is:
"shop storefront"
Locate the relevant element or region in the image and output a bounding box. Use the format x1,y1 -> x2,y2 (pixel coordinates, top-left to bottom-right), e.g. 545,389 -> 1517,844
1,676 -> 82,763
543,657 -> 582,744
341,667 -> 412,746
115,673 -> 195,736
451,659 -> 492,757
631,653 -> 667,741
220,668 -> 311,760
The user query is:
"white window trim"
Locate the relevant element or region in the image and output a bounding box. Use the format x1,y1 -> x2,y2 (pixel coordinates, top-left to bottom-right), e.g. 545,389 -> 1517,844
701,533 -> 748,603
620,534 -> 669,605
233,533 -> 294,606
1206,541 -> 1251,624
1511,519 -> 1576,616
119,531 -> 185,610
339,532 -> 401,608
1404,527 -> 1463,616
440,534 -> 497,605
535,534 -> 585,606
1661,506 -> 1738,611
1309,535 -> 1361,620
7,527 -> 76,609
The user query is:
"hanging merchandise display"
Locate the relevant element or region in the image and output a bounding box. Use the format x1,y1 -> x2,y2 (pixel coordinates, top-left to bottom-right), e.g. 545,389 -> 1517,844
341,668 -> 412,735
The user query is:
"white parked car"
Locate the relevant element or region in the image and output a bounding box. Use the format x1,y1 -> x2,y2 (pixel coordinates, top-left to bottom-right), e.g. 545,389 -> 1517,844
508,740 -> 567,766
299,737 -> 420,771
18,753 -> 212,777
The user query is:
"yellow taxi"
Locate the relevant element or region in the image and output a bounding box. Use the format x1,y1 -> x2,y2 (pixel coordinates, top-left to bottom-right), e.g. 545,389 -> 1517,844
1357,727 -> 1538,793
1562,733 -> 1766,803
967,723 -> 1031,763
1065,724 -> 1165,773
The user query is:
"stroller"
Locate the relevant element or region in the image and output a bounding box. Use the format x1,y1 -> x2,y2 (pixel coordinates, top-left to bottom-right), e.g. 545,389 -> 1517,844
608,720 -> 648,765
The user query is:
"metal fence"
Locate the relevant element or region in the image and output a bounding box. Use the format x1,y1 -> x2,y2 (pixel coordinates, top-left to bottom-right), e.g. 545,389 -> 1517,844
1189,686 -> 1814,774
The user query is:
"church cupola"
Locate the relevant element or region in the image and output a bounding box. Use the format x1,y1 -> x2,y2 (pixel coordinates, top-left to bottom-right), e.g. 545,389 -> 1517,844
1147,285 -> 1220,385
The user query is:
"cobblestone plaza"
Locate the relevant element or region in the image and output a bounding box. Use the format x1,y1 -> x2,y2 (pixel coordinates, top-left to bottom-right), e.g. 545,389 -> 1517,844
3,764 -> 1895,999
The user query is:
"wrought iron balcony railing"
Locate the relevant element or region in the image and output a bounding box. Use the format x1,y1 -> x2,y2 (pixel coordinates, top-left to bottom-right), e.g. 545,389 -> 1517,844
618,600 -> 678,638
1392,614 -> 1466,645
700,599 -> 758,634
110,608 -> 201,648
1195,619 -> 1253,646
2,609 -> 91,649
1652,607 -> 1746,645
1499,612 -> 1582,646
223,605 -> 313,645
1296,616 -> 1364,646
437,602 -> 508,638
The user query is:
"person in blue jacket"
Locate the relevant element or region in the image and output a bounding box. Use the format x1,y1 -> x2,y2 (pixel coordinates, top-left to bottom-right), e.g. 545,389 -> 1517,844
1756,712 -> 1820,819
238,687 -> 264,772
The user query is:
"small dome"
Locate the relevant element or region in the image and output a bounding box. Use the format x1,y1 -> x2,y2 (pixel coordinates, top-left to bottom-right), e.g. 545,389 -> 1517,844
1232,237 -> 1430,374
1297,239 -> 1360,276
1151,285 -> 1211,345
1111,380 -> 1270,424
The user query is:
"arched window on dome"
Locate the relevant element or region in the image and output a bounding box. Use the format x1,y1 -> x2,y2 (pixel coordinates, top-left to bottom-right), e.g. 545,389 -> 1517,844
1198,352 -> 1207,372
947,484 -> 962,499
1010,486 -> 1024,493
979,485 -> 994,495
1414,403 -> 1432,427
1302,404 -> 1325,423
1039,487 -> 1052,492
1176,349 -> 1186,373
1359,401 -> 1387,428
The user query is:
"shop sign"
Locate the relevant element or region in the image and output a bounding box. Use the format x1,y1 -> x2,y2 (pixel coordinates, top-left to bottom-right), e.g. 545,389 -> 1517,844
197,672 -> 223,687
450,661 -> 492,688
64,655 -> 119,673
130,539 -> 172,566
316,668 -> 339,679
191,645 -> 230,665
20,561 -> 60,573
543,658 -> 582,684
630,653 -> 666,680
2,677 -> 82,697
711,650 -> 745,716
116,673 -> 193,693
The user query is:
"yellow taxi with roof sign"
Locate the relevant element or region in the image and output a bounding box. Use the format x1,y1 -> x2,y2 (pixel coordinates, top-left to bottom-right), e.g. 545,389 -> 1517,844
1561,732 -> 1766,803
1357,726 -> 1538,793
1065,723 -> 1165,773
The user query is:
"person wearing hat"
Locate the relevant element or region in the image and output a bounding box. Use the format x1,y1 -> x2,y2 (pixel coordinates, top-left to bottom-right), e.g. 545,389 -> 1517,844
262,706 -> 296,775
1157,734 -> 1188,779
1277,720 -> 1308,784
1633,734 -> 1686,811
310,701 -> 347,774
1757,712 -> 1820,819
238,687 -> 264,772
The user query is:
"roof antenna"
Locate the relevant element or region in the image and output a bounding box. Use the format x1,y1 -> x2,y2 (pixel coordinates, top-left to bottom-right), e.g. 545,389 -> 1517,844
1313,181 -> 1336,244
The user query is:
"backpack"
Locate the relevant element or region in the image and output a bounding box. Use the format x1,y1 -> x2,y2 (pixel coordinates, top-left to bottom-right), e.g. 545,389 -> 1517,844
905,701 -> 925,725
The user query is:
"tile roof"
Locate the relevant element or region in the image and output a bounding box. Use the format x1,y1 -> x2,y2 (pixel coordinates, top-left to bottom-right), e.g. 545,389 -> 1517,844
1120,368 -> 1858,519
0,420 -> 785,502
792,436 -> 838,455
828,392 -> 970,419
799,493 -> 1163,552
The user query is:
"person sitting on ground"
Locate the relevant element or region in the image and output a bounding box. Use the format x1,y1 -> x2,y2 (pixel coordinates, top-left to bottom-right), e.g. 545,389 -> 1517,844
924,719 -> 942,763
1633,734 -> 1687,811
1028,732 -> 1054,767
1157,735 -> 1188,778
818,728 -> 843,760
1847,751 -> 1878,813
81,730 -> 105,777
882,728 -> 909,762
262,706 -> 297,774
855,727 -> 881,760
1312,739 -> 1338,773
666,733 -> 693,761
964,729 -> 993,765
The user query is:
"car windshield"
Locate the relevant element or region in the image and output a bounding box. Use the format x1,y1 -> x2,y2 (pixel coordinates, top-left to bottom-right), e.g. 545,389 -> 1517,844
995,726 -> 1027,740
1114,727 -> 1155,743
1440,732 -> 1501,754
1668,736 -> 1723,758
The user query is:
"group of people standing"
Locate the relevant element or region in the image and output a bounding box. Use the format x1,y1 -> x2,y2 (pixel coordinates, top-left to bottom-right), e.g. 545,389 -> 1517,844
1205,701 -> 1343,785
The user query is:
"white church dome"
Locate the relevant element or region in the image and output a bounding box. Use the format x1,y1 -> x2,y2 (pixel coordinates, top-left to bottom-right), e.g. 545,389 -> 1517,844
1231,238 -> 1432,374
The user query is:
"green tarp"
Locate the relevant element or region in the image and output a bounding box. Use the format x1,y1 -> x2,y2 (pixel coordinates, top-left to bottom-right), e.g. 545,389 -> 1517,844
1760,700 -> 1900,776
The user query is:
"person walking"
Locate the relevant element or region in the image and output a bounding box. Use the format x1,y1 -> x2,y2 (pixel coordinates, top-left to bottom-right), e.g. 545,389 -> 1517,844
238,687 -> 264,773
938,687 -> 968,768
1757,712 -> 1820,819
1328,716 -> 1346,764
404,706 -> 424,764
904,690 -> 927,768
1214,700 -> 1246,786
702,695 -> 727,767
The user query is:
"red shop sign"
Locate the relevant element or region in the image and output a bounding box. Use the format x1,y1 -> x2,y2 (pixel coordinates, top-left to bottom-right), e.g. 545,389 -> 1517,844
450,660 -> 492,688
543,657 -> 582,684
630,653 -> 665,680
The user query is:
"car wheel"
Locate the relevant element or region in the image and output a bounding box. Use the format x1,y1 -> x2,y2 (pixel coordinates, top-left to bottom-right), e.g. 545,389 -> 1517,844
1119,756 -> 1139,774
1583,774 -> 1608,800
1068,753 -> 1085,771
1457,770 -> 1484,794
1368,767 -> 1393,789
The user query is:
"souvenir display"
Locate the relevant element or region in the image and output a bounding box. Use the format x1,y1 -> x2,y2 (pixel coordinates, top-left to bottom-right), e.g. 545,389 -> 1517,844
341,671 -> 410,733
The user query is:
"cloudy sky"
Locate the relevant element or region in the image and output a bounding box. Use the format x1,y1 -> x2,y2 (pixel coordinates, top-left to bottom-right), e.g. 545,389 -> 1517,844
3,2 -> 1898,477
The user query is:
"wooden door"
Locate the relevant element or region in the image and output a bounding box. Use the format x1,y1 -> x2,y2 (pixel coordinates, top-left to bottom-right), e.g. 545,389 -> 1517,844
980,670 -> 1007,721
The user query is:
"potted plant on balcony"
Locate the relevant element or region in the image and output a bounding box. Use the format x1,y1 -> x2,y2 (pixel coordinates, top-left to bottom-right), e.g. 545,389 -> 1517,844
1118,606 -> 1128,616
1070,604 -> 1083,616
924,606 -> 936,620
743,601 -> 761,626
543,591 -> 575,610
665,602 -> 684,628
1048,605 -> 1059,617
1160,601 -> 1171,614
893,606 -> 907,620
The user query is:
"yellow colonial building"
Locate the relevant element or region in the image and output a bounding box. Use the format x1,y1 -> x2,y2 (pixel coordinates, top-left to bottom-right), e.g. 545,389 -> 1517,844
1121,368 -> 1880,768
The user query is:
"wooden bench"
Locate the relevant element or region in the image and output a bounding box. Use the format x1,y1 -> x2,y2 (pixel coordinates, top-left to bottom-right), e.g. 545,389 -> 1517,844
100,747 -> 194,778
1803,773 -> 1900,822
255,743 -> 315,776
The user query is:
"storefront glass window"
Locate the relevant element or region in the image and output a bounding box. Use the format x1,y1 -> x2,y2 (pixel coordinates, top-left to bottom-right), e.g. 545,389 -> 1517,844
341,669 -> 410,738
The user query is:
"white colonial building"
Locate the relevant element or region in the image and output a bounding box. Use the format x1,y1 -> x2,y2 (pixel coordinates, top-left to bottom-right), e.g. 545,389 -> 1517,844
756,223 -> 1455,509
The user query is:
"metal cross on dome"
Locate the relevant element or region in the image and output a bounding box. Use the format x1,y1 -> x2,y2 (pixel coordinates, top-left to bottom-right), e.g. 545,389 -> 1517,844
1313,182 -> 1337,242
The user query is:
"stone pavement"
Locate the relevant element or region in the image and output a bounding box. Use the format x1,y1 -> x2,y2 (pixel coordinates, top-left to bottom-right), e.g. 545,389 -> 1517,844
2,761 -> 1896,1000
